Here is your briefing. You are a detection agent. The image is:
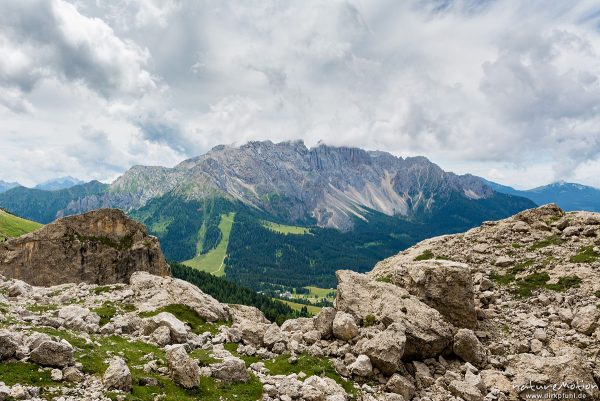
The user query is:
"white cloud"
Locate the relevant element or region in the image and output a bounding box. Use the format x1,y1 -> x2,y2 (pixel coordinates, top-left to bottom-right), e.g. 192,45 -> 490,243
0,0 -> 156,99
2,0 -> 600,188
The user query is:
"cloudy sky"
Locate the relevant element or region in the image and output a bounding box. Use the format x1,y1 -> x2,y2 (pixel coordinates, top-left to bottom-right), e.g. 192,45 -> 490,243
2,0 -> 600,188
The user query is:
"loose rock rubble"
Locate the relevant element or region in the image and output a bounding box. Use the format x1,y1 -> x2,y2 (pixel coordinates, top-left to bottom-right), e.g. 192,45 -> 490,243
0,204 -> 597,401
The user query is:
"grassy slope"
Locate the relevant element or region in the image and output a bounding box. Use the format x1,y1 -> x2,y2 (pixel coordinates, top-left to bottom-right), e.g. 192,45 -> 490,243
305,286 -> 336,298
183,212 -> 235,276
261,220 -> 312,235
277,299 -> 322,314
0,209 -> 42,241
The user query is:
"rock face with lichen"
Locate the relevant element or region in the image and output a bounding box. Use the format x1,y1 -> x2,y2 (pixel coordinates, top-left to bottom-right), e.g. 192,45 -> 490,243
0,209 -> 170,286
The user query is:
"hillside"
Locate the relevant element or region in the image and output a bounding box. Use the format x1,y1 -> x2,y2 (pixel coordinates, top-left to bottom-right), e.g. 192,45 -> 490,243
132,190 -> 532,291
0,204 -> 598,400
0,209 -> 42,241
0,181 -> 109,223
485,179 -> 600,212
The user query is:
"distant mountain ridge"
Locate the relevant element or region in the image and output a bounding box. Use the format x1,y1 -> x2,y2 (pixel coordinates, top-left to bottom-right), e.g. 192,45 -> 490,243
0,180 -> 20,193
34,176 -> 85,191
484,179 -> 600,212
110,140 -> 508,230
0,181 -> 109,223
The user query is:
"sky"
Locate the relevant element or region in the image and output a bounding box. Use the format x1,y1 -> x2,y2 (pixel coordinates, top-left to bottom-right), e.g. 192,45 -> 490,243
2,0 -> 600,189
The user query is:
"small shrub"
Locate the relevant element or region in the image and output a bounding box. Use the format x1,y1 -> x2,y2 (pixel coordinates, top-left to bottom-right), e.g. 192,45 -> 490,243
93,302 -> 117,326
375,275 -> 392,283
91,286 -> 114,295
414,250 -> 434,261
490,271 -> 515,286
363,314 -> 377,327
595,290 -> 600,298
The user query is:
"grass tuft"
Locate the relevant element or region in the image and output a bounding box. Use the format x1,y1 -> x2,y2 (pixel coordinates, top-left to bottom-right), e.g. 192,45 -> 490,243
93,302 -> 118,326
375,275 -> 392,283
529,235 -> 564,251
569,246 -> 599,263
0,361 -> 58,387
512,272 -> 551,298
414,250 -> 434,261
545,276 -> 582,292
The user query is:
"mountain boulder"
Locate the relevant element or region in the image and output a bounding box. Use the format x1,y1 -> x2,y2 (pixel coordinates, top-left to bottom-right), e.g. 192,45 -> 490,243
335,270 -> 454,360
0,209 -> 170,286
373,259 -> 477,329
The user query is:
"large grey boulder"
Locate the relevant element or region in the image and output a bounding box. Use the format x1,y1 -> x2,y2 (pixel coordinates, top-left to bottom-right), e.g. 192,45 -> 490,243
103,357 -> 132,392
150,325 -> 171,346
131,272 -> 229,322
360,323 -> 406,375
0,330 -> 18,360
280,317 -> 315,333
303,376 -> 348,400
448,380 -> 483,401
386,374 -> 415,400
263,324 -> 286,348
57,305 -> 101,332
453,329 -> 486,367
313,307 -> 336,339
375,260 -> 476,329
24,332 -> 51,351
335,270 -> 453,359
237,319 -> 269,347
166,345 -> 200,389
332,312 -> 359,341
571,304 -> 599,335
210,357 -> 249,383
348,354 -> 373,377
229,304 -> 269,324
141,312 -> 189,343
30,340 -> 74,368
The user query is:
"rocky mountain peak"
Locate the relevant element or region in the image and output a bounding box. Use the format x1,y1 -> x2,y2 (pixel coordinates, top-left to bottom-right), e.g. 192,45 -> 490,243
0,208 -> 170,286
109,140 -> 508,229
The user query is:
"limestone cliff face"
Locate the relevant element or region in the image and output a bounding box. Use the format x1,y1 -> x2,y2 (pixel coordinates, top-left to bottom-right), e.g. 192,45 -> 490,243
0,209 -> 170,286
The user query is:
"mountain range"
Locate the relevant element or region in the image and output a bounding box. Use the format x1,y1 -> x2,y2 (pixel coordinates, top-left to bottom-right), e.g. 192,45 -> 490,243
484,180 -> 600,212
33,176 -> 85,191
0,180 -> 20,193
0,176 -> 85,194
0,140 -> 540,291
